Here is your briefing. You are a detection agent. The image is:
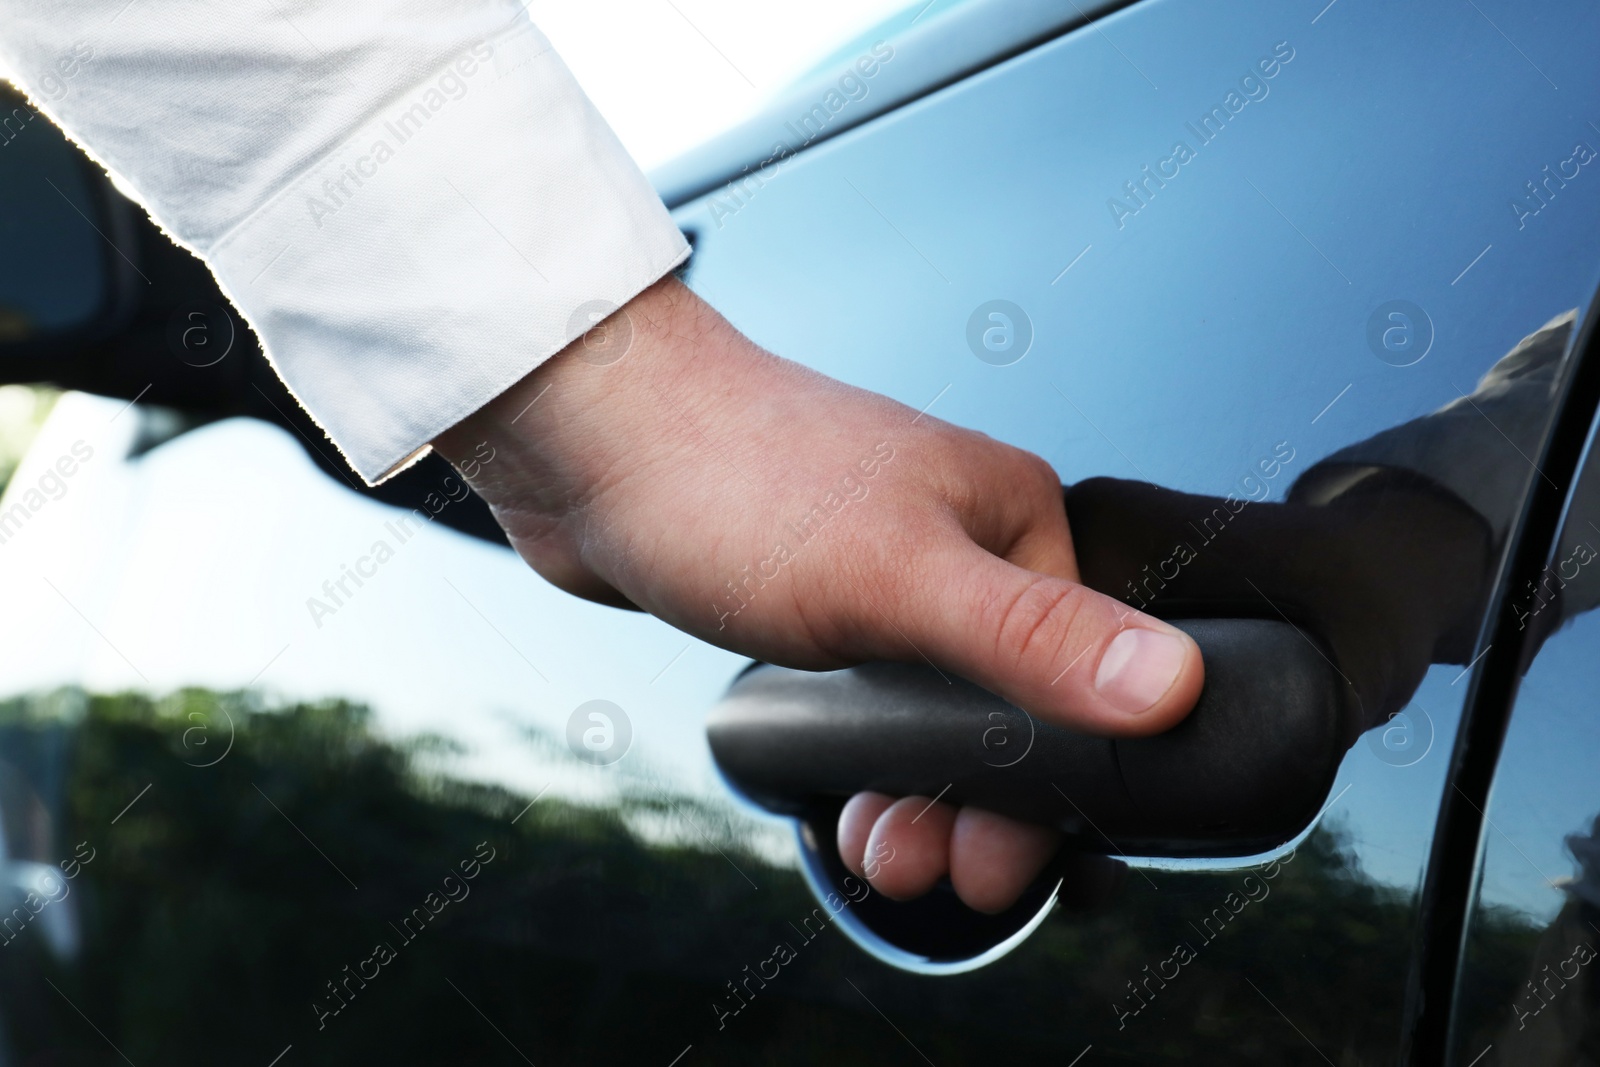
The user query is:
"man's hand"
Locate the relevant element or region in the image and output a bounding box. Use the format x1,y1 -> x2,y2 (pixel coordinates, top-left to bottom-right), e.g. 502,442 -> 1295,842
435,276 -> 1203,913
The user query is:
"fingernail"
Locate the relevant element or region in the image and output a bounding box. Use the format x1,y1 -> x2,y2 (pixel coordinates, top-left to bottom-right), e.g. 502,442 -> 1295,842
1094,628 -> 1188,714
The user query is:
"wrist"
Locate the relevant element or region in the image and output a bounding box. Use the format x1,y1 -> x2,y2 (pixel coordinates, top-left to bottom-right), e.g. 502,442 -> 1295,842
432,276 -> 726,535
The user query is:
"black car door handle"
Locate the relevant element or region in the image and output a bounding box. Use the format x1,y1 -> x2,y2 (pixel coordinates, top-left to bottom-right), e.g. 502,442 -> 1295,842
708,617 -> 1356,858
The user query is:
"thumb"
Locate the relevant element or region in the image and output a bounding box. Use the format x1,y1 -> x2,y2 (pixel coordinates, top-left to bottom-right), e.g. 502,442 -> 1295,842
891,537 -> 1204,736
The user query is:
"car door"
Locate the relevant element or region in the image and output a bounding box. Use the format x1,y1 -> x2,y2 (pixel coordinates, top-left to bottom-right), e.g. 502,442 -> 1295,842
668,0 -> 1600,1057
1,0 -> 1599,1065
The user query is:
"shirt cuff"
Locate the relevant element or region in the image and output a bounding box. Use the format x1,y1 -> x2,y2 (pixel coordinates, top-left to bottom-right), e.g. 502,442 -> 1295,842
206,16 -> 689,483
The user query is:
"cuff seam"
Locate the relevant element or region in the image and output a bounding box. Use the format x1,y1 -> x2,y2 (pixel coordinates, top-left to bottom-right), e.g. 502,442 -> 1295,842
373,238 -> 692,484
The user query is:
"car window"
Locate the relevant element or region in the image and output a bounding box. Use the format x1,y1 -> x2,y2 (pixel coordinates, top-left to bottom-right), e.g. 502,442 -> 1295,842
0,105 -> 106,339
1447,395 -> 1600,1063
1,0 -> 1599,1064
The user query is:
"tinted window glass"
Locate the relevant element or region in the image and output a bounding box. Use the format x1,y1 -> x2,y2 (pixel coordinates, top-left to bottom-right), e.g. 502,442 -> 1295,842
0,86 -> 106,340
1448,403 -> 1600,1063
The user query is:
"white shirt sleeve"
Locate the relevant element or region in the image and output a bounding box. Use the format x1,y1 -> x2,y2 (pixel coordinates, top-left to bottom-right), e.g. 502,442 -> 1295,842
0,2 -> 690,483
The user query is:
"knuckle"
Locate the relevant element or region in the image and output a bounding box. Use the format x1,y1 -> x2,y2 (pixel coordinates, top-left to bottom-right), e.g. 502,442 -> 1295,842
1017,454 -> 1066,512
939,447 -> 1061,541
990,576 -> 1090,669
1016,449 -> 1060,489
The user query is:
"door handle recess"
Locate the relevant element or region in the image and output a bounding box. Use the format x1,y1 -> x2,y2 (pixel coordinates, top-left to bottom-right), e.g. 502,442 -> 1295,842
708,617 -> 1355,859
